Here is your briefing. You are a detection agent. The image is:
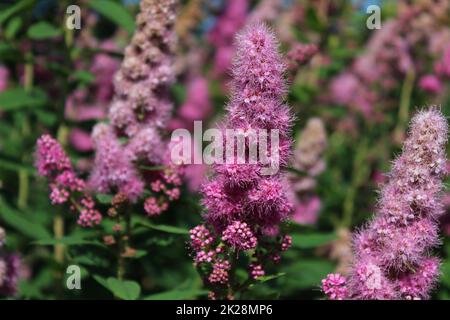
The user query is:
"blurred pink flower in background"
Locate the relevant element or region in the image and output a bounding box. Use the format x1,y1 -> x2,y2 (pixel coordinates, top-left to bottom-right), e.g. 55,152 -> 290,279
65,40 -> 119,151
169,76 -> 212,131
288,118 -> 327,226
419,75 -> 443,94
0,65 -> 9,92
169,76 -> 212,192
208,0 -> 248,77
330,72 -> 375,117
293,196 -> 321,225
435,44 -> 450,78
69,128 -> 93,152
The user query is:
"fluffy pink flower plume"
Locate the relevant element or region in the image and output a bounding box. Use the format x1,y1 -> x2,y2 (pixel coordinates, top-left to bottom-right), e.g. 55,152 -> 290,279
322,108 -> 448,300
89,0 -> 182,211
204,23 -> 293,232
0,226 -> 20,296
35,135 -> 102,227
189,24 -> 294,299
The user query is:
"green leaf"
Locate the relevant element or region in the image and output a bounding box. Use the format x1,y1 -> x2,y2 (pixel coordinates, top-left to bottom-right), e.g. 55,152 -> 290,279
134,217 -> 189,235
0,0 -> 34,25
144,289 -> 207,300
34,110 -> 58,126
92,275 -> 109,290
281,259 -> 335,288
106,278 -> 141,300
291,232 -> 337,249
72,70 -> 95,84
0,157 -> 35,174
88,0 -> 135,34
5,17 -> 22,39
0,88 -> 47,111
96,193 -> 113,204
441,260 -> 450,287
0,197 -> 51,240
27,21 -> 62,39
32,236 -> 106,248
129,249 -> 147,259
256,273 -> 286,283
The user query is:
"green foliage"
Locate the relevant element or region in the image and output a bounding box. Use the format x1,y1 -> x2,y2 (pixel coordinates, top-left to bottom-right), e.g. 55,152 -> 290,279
27,21 -> 61,39
88,0 -> 135,34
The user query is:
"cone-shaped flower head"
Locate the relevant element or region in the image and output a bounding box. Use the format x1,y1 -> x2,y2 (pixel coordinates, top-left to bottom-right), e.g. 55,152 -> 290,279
323,108 -> 448,300
202,23 -> 293,232
89,0 -> 177,201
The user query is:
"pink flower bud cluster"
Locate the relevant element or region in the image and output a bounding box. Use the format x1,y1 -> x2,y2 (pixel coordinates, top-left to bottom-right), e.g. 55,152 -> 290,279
35,134 -> 102,227
208,259 -> 231,284
89,0 -> 181,211
249,263 -> 265,280
0,227 -> 20,296
222,221 -> 257,251
322,108 -> 448,300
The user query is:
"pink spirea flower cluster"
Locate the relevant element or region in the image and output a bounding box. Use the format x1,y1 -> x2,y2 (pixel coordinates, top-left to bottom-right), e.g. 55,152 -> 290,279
190,24 -> 294,299
35,135 -> 102,227
222,221 -> 257,251
202,23 -> 293,232
287,43 -> 318,68
0,227 -> 20,297
322,108 -> 448,300
89,0 -> 181,209
321,273 -> 348,300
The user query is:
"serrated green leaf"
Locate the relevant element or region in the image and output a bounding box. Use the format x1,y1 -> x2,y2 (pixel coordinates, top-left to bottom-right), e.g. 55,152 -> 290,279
88,0 -> 135,34
27,21 -> 62,39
